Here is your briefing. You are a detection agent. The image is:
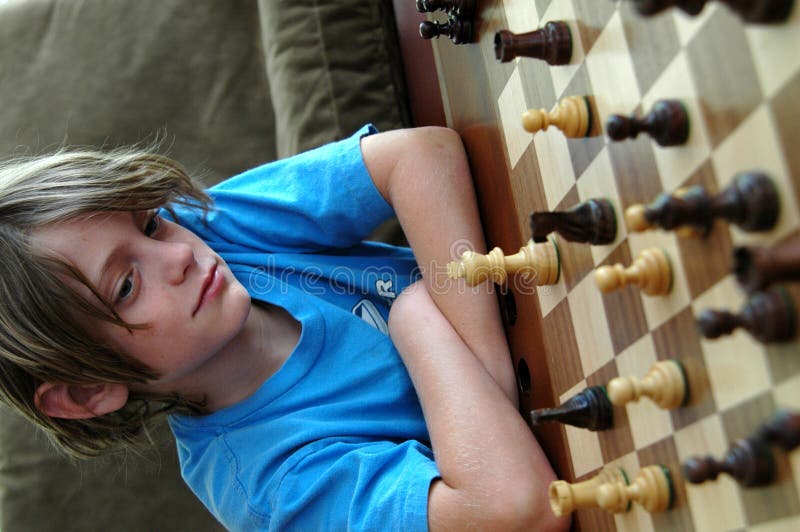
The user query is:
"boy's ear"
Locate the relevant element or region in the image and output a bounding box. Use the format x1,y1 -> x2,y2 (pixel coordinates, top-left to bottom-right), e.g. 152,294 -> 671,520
34,382 -> 129,419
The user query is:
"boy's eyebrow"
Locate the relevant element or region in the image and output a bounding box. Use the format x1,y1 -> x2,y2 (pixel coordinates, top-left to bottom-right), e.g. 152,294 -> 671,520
93,212 -> 140,301
95,245 -> 125,302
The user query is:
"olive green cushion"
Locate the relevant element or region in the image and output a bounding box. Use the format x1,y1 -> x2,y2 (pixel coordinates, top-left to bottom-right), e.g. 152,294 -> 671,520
257,0 -> 409,158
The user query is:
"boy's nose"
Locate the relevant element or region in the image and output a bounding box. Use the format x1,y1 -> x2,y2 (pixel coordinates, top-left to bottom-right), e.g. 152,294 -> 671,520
161,241 -> 196,284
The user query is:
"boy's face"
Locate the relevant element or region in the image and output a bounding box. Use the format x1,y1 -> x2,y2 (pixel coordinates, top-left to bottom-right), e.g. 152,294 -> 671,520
31,211 -> 252,393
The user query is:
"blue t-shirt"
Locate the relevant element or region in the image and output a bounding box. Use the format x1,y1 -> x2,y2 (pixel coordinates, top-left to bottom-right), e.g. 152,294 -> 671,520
167,125 -> 438,531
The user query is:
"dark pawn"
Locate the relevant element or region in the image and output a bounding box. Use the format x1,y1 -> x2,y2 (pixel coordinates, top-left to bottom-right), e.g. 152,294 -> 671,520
530,385 -> 613,431
530,198 -> 618,245
419,17 -> 473,45
733,239 -> 800,292
627,0 -> 795,23
697,288 -> 797,343
682,438 -> 775,487
494,21 -> 572,65
754,410 -> 800,451
640,171 -> 780,236
415,0 -> 475,17
606,100 -> 690,147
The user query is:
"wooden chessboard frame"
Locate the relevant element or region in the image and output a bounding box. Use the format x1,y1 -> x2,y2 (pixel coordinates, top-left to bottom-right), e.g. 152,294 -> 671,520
423,0 -> 800,530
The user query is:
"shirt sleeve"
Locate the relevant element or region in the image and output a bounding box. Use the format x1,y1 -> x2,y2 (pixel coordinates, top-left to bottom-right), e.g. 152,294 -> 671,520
268,440 -> 439,532
169,124 -> 395,253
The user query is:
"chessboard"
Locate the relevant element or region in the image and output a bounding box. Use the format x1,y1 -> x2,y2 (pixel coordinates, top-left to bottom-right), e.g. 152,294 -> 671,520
420,0 -> 800,530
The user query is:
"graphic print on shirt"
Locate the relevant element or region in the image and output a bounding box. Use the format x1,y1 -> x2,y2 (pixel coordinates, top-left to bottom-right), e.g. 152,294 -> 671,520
351,277 -> 398,334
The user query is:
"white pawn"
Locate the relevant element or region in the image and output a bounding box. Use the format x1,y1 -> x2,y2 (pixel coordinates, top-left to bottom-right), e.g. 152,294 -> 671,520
607,360 -> 688,410
594,247 -> 672,296
447,238 -> 560,287
597,465 -> 674,514
549,467 -> 629,516
522,96 -> 592,138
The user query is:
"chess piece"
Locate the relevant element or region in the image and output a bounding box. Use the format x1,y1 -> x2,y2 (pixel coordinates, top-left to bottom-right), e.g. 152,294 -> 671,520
447,238 -> 560,287
697,287 -> 797,343
682,438 -> 775,487
594,248 -> 673,296
419,17 -> 473,44
596,465 -> 675,514
415,0 -> 475,17
754,410 -> 800,451
606,360 -> 688,410
494,22 -> 572,64
732,239 -> 800,292
549,467 -> 631,516
626,0 -> 795,24
530,198 -> 617,245
522,96 -> 592,139
606,100 -> 690,147
530,386 -> 613,431
625,171 -> 780,236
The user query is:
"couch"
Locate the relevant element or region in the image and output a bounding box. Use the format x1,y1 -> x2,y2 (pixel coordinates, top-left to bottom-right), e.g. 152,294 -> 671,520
0,0 -> 418,529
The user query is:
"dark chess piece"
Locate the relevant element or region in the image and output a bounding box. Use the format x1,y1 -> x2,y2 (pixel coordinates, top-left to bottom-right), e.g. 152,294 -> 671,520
606,100 -> 690,147
530,198 -> 617,245
682,438 -> 775,487
419,17 -> 473,45
625,171 -> 780,236
416,0 -> 475,17
494,21 -> 572,65
530,385 -> 613,431
732,239 -> 800,292
754,410 -> 800,451
697,287 -> 797,343
627,0 -> 795,24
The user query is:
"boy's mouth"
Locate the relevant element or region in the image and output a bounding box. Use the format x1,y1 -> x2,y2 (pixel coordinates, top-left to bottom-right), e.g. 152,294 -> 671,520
193,263 -> 220,316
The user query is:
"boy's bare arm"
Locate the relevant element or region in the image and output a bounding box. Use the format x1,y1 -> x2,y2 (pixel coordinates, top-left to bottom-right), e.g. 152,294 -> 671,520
389,282 -> 567,531
361,127 -> 518,402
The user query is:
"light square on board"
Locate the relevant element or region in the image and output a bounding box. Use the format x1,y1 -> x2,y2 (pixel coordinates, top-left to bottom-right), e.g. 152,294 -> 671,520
618,0 -> 681,99
711,104 -> 800,248
497,66 -> 534,170
673,413 -> 747,531
533,126 -> 577,210
614,334 -> 675,450
692,275 -> 772,411
671,2 -> 720,47
567,272 -> 616,376
536,273 -> 568,318
745,4 -> 800,100
583,11 -> 641,126
539,0 -> 584,98
560,379 -> 604,477
626,230 -> 692,331
685,6 -> 762,149
772,69 -> 800,211
501,0 -> 540,34
642,50 -> 712,192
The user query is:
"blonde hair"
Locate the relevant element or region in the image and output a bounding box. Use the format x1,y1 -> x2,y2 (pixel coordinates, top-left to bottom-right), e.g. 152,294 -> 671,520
0,146 -> 212,457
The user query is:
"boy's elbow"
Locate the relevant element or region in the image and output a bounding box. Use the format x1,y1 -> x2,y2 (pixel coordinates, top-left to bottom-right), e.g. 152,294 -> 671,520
498,475 -> 571,532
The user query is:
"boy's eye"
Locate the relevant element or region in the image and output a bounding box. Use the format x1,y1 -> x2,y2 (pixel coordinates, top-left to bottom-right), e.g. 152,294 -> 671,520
144,212 -> 161,236
118,274 -> 134,302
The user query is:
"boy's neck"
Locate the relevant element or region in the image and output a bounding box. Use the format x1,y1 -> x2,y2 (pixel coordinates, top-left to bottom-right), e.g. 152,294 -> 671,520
174,301 -> 301,413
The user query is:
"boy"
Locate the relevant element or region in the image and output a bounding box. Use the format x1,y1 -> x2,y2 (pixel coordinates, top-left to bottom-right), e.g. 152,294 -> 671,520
1,125 -> 565,530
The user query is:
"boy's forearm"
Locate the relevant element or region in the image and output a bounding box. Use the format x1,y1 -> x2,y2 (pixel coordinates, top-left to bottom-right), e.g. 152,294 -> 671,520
389,283 -> 565,530
375,128 -> 518,402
